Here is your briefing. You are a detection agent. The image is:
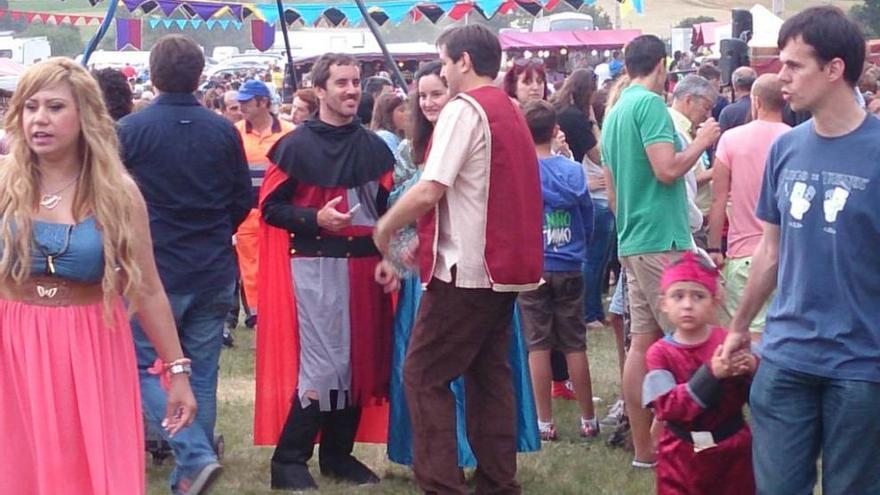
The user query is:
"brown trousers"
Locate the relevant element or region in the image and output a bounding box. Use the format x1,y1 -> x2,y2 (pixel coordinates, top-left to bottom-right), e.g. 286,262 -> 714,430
404,276 -> 520,495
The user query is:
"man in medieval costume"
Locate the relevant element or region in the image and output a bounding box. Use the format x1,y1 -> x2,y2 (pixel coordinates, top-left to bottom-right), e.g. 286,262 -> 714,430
253,52 -> 395,491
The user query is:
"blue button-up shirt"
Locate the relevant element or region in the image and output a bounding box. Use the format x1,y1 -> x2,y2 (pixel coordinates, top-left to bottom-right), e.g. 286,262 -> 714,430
118,93 -> 252,293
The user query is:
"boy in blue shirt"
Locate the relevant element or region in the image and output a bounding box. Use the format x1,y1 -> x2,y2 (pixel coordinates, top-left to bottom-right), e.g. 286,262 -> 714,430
518,100 -> 597,440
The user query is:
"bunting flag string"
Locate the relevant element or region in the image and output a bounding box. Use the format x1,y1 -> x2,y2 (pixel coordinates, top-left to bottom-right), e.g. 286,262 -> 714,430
115,18 -> 143,50
115,0 -> 587,29
0,9 -> 104,26
144,17 -> 242,30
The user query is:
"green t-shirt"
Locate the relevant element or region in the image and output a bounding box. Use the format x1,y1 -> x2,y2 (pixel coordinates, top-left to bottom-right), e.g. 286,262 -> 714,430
600,84 -> 692,256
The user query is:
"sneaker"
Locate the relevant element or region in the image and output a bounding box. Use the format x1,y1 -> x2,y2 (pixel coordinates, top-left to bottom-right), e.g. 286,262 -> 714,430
222,328 -> 234,349
175,462 -> 222,495
551,380 -> 576,401
213,434 -> 225,462
607,414 -> 631,449
538,421 -> 558,441
580,417 -> 600,438
601,399 -> 625,427
631,459 -> 658,469
244,314 -> 258,329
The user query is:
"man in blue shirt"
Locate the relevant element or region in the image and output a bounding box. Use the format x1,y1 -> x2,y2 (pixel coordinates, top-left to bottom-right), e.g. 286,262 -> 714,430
118,34 -> 252,494
725,7 -> 880,494
718,66 -> 756,133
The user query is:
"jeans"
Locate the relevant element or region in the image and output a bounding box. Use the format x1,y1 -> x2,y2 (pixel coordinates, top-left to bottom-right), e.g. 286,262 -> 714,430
582,199 -> 615,323
750,359 -> 880,495
132,283 -> 235,488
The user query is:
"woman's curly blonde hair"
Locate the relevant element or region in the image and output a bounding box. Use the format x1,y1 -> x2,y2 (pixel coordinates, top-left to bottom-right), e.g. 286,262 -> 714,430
0,58 -> 142,315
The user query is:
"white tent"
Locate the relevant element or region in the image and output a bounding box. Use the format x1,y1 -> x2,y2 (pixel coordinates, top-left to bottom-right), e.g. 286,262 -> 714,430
693,4 -> 784,51
748,4 -> 784,48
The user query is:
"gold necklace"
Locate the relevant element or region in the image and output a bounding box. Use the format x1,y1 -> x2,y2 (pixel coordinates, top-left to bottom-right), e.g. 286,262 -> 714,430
39,175 -> 79,210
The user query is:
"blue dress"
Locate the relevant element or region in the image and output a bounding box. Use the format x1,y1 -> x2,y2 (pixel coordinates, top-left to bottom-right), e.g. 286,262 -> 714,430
386,140 -> 540,466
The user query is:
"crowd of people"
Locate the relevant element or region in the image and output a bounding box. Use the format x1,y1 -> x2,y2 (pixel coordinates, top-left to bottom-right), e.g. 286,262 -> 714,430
1,4 -> 879,495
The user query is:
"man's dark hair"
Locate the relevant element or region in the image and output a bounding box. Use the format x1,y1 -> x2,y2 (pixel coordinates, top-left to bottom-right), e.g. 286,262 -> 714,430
436,24 -> 501,79
523,100 -> 557,145
311,53 -> 358,89
697,64 -> 721,81
778,5 -> 865,86
624,35 -> 666,78
149,34 -> 204,93
364,76 -> 392,98
92,68 -> 133,121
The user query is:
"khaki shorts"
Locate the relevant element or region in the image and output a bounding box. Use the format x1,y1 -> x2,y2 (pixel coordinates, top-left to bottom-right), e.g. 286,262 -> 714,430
517,271 -> 587,353
722,256 -> 772,333
621,251 -> 684,335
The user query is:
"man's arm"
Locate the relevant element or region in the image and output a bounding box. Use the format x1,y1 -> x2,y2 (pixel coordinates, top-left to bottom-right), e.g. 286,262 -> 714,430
644,120 -> 719,185
707,158 -> 731,258
696,166 -> 713,186
373,180 -> 447,254
604,166 -> 616,215
728,222 -> 779,339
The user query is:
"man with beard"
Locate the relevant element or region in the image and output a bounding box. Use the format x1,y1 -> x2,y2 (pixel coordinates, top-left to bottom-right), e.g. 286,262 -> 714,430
254,53 -> 396,491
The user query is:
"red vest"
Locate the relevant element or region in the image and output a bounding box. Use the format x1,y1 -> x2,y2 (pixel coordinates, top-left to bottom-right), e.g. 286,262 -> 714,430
418,86 -> 543,291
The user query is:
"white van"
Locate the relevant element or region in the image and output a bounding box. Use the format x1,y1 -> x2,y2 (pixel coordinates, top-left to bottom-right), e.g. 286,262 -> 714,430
0,34 -> 51,65
532,13 -> 594,32
212,46 -> 240,62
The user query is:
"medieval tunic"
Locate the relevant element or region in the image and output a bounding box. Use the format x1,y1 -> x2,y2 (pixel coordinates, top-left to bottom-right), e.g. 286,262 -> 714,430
253,118 -> 394,445
643,327 -> 755,495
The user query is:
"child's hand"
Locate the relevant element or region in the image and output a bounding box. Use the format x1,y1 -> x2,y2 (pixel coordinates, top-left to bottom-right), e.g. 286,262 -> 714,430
711,345 -> 732,379
730,350 -> 757,377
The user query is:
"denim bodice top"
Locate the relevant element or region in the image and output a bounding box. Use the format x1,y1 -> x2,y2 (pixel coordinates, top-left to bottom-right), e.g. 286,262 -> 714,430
30,217 -> 104,283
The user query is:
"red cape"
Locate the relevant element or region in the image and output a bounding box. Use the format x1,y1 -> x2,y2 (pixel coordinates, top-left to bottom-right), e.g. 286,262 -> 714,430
253,164 -> 388,446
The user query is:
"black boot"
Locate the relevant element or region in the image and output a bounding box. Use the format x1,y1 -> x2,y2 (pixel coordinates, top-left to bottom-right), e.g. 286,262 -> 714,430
318,405 -> 380,485
270,396 -> 321,491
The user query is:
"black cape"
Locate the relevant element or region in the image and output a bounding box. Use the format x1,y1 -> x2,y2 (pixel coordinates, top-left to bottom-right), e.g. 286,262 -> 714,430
269,118 -> 395,187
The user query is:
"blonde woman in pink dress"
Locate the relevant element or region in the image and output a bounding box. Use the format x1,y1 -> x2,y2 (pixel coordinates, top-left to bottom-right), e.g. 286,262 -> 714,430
0,58 -> 197,494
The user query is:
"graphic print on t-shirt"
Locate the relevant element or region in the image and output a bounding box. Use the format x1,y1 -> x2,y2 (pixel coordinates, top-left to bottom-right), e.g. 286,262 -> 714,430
788,181 -> 815,221
782,169 -> 869,234
544,209 -> 572,251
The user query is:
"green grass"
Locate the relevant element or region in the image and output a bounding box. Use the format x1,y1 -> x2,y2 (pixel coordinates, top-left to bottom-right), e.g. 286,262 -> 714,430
146,324 -> 655,494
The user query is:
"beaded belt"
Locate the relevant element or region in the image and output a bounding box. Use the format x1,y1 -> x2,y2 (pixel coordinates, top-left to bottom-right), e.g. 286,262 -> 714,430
290,234 -> 379,259
0,276 -> 104,306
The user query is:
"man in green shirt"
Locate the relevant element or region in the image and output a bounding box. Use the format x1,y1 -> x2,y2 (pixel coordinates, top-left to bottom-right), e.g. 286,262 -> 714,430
600,34 -> 720,468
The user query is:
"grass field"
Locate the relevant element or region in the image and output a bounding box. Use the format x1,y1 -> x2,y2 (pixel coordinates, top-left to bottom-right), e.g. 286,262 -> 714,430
145,324 -> 657,494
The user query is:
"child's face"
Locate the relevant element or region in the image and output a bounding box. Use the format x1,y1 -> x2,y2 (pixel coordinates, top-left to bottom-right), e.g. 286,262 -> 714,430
660,281 -> 716,333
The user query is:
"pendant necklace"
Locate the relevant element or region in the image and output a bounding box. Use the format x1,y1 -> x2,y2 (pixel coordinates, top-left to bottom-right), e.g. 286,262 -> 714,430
39,175 -> 79,210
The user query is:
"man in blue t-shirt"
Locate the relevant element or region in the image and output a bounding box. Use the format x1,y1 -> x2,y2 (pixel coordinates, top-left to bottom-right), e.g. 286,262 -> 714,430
725,7 -> 880,494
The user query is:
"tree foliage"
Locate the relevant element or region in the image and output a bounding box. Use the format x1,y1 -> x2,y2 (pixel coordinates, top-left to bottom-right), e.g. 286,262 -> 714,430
20,24 -> 84,58
851,0 -> 880,38
675,15 -> 717,29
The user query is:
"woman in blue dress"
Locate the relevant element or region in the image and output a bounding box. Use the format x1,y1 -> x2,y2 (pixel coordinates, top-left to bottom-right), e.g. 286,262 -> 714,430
382,61 -> 540,467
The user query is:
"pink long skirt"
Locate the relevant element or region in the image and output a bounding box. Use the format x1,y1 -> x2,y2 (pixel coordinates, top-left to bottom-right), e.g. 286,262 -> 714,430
0,298 -> 145,495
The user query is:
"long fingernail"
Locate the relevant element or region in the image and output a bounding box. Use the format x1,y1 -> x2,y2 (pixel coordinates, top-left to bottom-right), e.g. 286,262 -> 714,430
162,419 -> 168,428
